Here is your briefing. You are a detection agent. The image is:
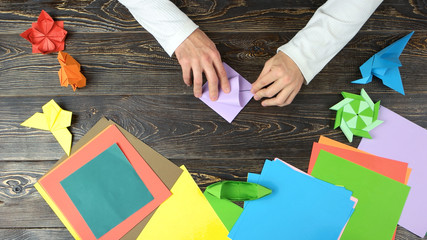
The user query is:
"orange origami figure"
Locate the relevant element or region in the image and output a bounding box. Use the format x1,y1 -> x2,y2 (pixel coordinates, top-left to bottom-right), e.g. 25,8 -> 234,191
58,51 -> 86,91
20,10 -> 67,54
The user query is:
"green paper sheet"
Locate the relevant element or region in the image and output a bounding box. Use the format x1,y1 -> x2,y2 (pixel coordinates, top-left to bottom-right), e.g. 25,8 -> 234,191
60,143 -> 154,238
311,150 -> 410,240
204,191 -> 243,231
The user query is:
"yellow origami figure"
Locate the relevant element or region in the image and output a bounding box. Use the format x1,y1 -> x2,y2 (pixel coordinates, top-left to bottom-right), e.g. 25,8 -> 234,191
21,99 -> 72,155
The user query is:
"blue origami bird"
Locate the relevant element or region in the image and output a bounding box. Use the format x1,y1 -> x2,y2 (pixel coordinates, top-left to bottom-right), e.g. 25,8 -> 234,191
352,31 -> 414,95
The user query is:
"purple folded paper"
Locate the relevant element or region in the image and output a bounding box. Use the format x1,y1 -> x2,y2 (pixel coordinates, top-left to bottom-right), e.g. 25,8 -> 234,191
200,63 -> 253,123
358,106 -> 427,237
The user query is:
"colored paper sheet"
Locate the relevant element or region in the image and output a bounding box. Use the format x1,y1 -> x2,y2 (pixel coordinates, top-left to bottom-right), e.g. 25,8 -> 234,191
203,190 -> 243,231
229,159 -> 356,240
58,51 -> 86,91
20,10 -> 67,54
205,181 -> 271,201
200,62 -> 253,123
34,182 -> 80,240
311,150 -> 410,240
318,136 -> 411,184
319,135 -> 367,153
308,142 -> 408,183
38,125 -> 171,240
137,166 -> 230,240
352,32 -> 414,95
60,143 -> 154,238
37,117 -> 182,240
330,89 -> 382,142
21,99 -> 72,155
358,106 -> 427,237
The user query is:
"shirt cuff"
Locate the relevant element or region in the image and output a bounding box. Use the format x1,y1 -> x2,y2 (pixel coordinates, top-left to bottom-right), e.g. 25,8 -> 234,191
163,21 -> 199,57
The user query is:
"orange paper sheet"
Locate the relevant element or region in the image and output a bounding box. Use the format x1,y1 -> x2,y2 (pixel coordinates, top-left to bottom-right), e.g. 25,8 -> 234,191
319,136 -> 367,153
38,125 -> 171,240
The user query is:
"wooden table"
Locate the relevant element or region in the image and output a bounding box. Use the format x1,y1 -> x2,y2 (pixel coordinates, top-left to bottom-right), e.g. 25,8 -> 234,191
0,0 -> 426,239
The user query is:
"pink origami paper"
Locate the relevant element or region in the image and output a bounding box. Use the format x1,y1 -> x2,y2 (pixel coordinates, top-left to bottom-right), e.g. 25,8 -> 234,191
20,10 -> 67,54
358,106 -> 427,237
200,63 -> 253,123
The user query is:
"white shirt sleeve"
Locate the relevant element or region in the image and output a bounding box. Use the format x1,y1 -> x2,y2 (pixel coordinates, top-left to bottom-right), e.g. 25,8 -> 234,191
278,0 -> 383,84
118,0 -> 199,57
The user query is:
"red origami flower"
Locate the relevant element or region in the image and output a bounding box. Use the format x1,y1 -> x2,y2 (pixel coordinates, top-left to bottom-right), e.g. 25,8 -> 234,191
20,10 -> 67,54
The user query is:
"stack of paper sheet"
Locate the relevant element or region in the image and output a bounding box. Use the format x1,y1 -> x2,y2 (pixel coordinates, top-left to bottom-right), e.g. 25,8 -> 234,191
310,136 -> 411,240
35,118 -> 229,239
357,106 -> 427,237
228,159 -> 357,240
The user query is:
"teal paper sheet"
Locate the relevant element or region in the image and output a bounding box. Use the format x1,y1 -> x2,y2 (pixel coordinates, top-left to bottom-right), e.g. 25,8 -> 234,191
61,143 -> 154,238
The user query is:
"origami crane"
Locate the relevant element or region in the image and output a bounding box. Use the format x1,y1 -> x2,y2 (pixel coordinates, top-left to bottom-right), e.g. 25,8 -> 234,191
330,89 -> 383,142
21,99 -> 72,155
58,51 -> 86,91
200,63 -> 253,123
20,10 -> 67,54
352,32 -> 414,95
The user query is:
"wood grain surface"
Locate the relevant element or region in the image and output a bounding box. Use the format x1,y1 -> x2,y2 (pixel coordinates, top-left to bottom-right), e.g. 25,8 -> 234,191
0,0 -> 426,239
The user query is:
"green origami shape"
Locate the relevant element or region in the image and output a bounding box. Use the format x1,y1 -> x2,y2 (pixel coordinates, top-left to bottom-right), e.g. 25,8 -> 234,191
330,89 -> 383,142
204,181 -> 271,230
206,181 -> 272,201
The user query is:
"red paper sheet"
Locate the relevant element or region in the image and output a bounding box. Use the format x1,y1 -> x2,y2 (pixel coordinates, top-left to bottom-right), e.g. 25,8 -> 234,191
308,142 -> 408,183
318,136 -> 411,184
38,125 -> 170,240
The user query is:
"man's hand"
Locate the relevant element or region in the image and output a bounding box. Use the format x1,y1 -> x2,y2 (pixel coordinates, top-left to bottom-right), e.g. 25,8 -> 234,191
251,51 -> 304,107
175,29 -> 230,101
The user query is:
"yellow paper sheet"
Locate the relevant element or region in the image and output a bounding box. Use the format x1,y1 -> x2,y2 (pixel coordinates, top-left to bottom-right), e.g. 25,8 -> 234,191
34,182 -> 81,240
137,166 -> 230,240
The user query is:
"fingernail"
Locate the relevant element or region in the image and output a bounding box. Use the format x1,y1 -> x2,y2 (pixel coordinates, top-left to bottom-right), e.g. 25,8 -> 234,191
210,96 -> 218,101
224,87 -> 230,93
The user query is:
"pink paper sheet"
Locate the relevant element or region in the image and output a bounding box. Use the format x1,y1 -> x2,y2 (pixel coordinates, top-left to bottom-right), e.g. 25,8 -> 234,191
358,106 -> 427,237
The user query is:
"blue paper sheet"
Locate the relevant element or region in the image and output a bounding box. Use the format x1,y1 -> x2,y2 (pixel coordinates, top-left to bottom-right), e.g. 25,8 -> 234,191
352,31 -> 414,95
229,160 -> 356,240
